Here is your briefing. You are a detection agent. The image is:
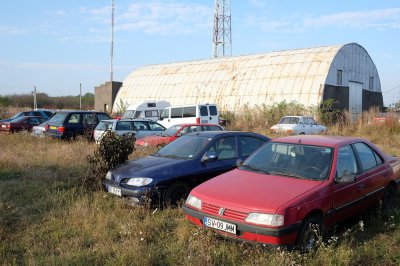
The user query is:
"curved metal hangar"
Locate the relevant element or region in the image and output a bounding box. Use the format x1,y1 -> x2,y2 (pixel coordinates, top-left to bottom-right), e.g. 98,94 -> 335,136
114,43 -> 382,117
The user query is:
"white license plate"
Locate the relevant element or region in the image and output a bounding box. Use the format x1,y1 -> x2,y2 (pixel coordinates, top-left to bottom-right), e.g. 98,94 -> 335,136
1,125 -> 5,128
108,186 -> 122,196
204,217 -> 236,234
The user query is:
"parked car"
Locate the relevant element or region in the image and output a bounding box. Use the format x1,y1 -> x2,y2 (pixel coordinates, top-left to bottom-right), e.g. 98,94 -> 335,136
122,100 -> 171,121
104,131 -> 270,206
183,135 -> 400,250
45,111 -> 111,140
0,109 -> 53,122
271,116 -> 327,135
0,116 -> 47,133
136,124 -> 224,147
94,119 -> 166,144
31,122 -> 48,138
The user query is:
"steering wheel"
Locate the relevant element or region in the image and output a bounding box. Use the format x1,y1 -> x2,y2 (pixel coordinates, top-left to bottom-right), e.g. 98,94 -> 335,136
304,166 -> 323,177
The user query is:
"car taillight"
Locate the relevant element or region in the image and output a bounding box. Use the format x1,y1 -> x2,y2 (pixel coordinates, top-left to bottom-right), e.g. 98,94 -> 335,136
6,124 -> 10,128
45,125 -> 49,130
58,126 -> 65,132
196,117 -> 200,124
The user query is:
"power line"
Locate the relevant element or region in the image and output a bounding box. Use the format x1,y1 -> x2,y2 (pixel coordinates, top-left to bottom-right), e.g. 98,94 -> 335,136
382,84 -> 400,94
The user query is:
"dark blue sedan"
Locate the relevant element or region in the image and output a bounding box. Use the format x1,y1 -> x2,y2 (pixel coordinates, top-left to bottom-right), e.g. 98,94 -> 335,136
104,131 -> 270,205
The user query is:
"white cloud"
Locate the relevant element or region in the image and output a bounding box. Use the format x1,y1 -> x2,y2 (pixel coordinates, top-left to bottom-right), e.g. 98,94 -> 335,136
251,8 -> 400,33
118,1 -> 213,35
0,25 -> 26,35
304,8 -> 400,29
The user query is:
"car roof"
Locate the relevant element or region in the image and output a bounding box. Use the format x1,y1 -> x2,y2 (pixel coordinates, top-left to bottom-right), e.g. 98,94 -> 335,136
56,111 -> 108,114
272,135 -> 365,148
172,123 -> 221,127
185,131 -> 269,139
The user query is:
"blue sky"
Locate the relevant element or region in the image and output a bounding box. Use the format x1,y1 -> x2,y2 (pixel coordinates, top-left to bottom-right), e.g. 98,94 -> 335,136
0,0 -> 399,105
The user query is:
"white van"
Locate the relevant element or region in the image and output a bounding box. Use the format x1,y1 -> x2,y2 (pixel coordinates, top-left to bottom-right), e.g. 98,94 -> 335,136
158,104 -> 219,128
121,101 -> 170,121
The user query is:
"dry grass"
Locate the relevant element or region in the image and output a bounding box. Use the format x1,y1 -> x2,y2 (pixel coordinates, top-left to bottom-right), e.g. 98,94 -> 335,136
1,108 -> 400,265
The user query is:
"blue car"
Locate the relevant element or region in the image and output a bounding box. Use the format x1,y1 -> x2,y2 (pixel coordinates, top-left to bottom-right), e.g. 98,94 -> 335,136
104,131 -> 270,205
1,109 -> 53,122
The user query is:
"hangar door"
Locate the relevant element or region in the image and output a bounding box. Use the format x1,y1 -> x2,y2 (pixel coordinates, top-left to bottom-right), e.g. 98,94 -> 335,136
348,81 -> 363,122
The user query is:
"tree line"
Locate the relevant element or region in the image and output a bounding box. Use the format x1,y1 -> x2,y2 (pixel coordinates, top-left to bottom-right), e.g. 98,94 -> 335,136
0,93 -> 94,110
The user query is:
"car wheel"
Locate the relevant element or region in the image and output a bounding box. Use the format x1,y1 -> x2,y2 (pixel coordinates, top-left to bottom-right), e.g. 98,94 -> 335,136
296,215 -> 322,251
382,184 -> 396,213
299,132 -> 305,135
164,181 -> 190,207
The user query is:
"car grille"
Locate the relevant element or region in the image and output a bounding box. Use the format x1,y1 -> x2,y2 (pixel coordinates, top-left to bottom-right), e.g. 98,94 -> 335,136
202,202 -> 247,221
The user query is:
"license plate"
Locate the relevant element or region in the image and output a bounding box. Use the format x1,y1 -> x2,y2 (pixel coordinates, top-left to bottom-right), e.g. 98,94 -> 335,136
1,125 -> 5,128
49,126 -> 57,130
204,217 -> 236,234
108,186 -> 122,196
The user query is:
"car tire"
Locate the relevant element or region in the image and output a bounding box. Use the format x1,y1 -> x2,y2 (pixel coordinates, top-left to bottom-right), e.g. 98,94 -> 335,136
299,132 -> 305,135
163,181 -> 190,207
382,184 -> 396,213
296,215 -> 322,251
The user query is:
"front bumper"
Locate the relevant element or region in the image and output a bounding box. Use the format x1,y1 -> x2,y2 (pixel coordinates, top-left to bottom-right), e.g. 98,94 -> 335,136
103,180 -> 167,205
183,205 -> 301,246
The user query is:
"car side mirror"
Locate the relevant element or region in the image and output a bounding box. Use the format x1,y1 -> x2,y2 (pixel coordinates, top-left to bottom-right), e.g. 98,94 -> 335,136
335,173 -> 356,184
201,152 -> 218,163
236,159 -> 243,167
159,117 -> 164,121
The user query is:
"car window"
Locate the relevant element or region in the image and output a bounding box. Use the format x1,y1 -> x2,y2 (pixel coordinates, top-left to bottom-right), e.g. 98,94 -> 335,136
67,114 -> 81,124
96,121 -> 113,131
32,111 -> 42,117
148,122 -> 165,131
83,114 -> 97,125
183,107 -> 196,118
116,121 -> 133,131
207,137 -> 237,160
309,118 -> 317,125
44,111 -> 52,117
39,118 -> 47,123
134,111 -> 142,118
161,109 -> 170,119
353,142 -> 380,171
28,117 -> 40,125
279,117 -> 300,124
145,110 -> 159,118
48,113 -> 68,124
97,113 -> 111,121
203,125 -> 223,131
199,106 -> 208,116
209,106 -> 218,116
336,145 -> 358,179
156,136 -> 210,159
240,136 -> 266,157
171,108 -> 183,118
133,121 -> 149,131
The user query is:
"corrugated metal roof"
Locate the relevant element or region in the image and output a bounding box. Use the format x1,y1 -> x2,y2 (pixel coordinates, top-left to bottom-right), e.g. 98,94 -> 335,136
113,43 -> 381,112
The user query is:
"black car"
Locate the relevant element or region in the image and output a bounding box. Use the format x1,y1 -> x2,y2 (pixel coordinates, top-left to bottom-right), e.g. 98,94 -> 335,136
45,111 -> 111,140
104,131 -> 270,206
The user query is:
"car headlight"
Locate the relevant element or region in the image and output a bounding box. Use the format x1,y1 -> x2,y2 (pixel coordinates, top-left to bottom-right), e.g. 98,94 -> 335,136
126,177 -> 153,187
186,195 -> 202,210
245,213 -> 284,227
105,171 -> 112,180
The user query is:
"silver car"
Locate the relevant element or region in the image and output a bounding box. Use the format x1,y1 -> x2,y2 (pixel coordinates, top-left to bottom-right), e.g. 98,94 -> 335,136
94,119 -> 166,144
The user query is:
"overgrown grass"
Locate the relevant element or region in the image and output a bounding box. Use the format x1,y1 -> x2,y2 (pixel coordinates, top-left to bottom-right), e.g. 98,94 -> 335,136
1,107 -> 400,265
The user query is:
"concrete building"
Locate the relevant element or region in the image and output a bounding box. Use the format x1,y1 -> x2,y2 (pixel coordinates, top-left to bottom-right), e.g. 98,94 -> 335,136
94,81 -> 122,113
113,43 -> 383,117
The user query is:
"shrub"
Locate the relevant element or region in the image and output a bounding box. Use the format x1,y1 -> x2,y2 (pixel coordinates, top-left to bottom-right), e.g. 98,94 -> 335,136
84,131 -> 135,190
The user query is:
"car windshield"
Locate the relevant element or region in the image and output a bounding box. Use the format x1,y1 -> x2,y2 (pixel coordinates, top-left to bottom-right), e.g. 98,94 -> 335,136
163,125 -> 181,136
154,135 -> 210,159
8,112 -> 23,120
48,113 -> 68,124
240,142 -> 333,180
121,110 -> 135,119
279,117 -> 300,124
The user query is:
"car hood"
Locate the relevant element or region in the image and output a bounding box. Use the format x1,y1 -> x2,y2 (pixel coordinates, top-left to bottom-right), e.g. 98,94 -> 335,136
192,168 -> 323,213
110,155 -> 192,182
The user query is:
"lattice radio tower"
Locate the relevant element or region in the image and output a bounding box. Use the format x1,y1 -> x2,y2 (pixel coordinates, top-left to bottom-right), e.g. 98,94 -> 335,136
110,0 -> 115,82
212,0 -> 232,58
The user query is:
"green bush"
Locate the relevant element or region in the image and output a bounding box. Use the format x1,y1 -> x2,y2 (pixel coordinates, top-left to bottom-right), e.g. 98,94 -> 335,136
84,131 -> 135,190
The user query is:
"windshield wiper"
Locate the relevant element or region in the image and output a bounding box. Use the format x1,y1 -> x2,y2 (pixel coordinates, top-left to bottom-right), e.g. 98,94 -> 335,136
240,165 -> 269,174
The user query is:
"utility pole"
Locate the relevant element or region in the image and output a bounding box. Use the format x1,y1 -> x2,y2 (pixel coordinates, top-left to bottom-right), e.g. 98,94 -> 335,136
80,83 -> 82,110
110,0 -> 115,82
212,0 -> 232,58
32,86 -> 37,109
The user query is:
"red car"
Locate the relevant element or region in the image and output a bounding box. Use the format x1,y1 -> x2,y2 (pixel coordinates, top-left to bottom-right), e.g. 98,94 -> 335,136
183,135 -> 400,249
136,124 -> 224,147
0,116 -> 47,133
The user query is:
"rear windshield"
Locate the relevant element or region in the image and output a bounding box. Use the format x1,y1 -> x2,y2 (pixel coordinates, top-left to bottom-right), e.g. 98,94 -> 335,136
96,121 -> 113,131
121,110 -> 135,119
48,113 -> 68,124
279,117 -> 300,124
199,106 -> 208,116
209,106 -> 218,116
